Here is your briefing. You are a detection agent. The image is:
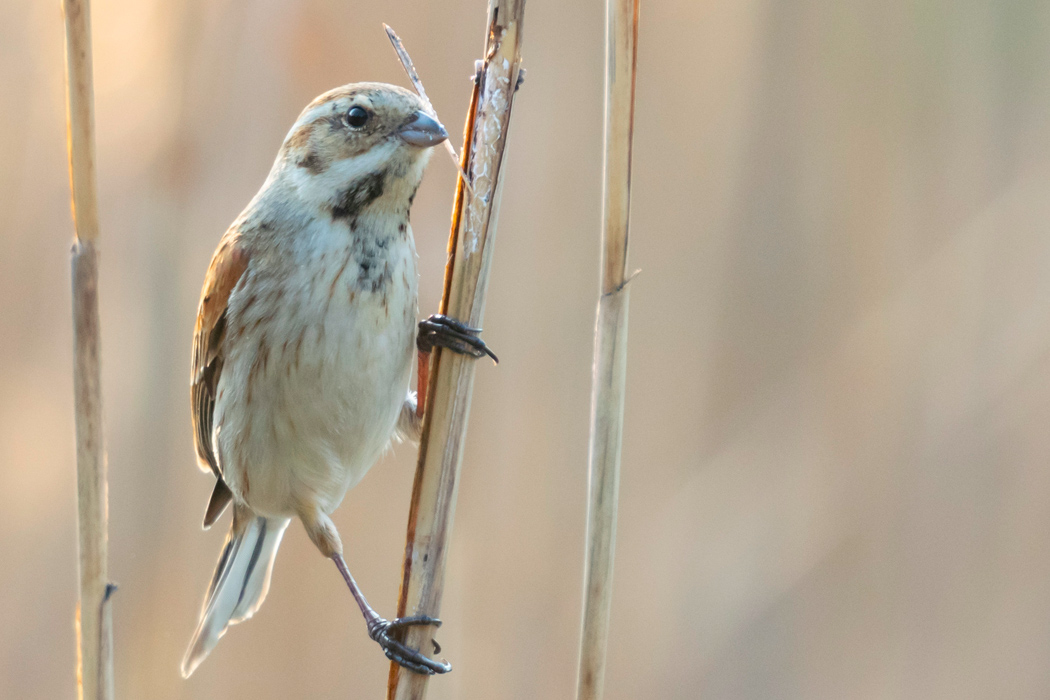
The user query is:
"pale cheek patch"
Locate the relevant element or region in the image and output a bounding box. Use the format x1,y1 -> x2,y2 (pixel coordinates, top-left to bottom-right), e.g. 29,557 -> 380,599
288,140 -> 399,211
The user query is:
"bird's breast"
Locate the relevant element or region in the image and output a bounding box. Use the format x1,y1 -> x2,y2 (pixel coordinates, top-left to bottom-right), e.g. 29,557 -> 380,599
215,216 -> 419,515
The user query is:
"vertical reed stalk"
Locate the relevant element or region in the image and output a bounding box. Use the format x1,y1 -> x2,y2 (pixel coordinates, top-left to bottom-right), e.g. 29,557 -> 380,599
62,1 -> 113,698
387,2 -> 526,698
575,1 -> 639,699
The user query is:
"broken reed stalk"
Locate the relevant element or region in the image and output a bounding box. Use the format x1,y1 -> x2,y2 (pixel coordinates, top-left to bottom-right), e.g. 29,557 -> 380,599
383,24 -> 473,194
387,2 -> 526,698
575,1 -> 638,699
62,1 -> 113,699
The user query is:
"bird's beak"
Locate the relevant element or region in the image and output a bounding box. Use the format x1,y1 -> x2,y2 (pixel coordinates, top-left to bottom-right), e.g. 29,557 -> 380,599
399,111 -> 448,148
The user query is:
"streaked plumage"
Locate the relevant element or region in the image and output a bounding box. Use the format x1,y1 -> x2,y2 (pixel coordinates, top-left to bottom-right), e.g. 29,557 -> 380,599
182,83 -> 444,677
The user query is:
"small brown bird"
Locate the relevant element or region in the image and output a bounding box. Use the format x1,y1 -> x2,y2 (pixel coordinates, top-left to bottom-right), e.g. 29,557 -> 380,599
182,83 -> 493,678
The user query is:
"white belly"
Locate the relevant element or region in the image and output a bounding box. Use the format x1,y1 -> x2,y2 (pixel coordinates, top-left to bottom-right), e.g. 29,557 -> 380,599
213,225 -> 418,517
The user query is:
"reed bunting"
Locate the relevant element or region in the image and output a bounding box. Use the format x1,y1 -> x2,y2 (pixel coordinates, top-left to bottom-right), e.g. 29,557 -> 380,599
181,82 -> 493,679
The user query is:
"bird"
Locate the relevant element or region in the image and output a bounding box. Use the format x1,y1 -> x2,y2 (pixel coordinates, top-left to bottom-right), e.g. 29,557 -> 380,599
181,82 -> 495,679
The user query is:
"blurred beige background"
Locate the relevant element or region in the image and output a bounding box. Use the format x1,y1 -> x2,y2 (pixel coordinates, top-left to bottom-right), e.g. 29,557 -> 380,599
4,0 -> 1050,698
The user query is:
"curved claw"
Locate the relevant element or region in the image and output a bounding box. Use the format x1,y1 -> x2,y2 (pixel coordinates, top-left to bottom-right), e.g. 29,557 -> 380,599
417,314 -> 499,364
386,614 -> 442,634
368,616 -> 452,676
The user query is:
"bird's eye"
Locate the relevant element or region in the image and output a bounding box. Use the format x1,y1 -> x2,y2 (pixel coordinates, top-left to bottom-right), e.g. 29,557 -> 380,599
346,106 -> 370,128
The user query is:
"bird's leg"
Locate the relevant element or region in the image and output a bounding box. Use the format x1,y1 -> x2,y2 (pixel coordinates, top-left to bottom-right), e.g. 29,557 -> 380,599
332,554 -> 451,675
415,314 -> 498,416
300,508 -> 448,674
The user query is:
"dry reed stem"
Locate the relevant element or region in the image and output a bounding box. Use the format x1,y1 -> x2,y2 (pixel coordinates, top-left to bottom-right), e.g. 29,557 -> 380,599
575,1 -> 639,699
387,2 -> 526,698
62,0 -> 113,699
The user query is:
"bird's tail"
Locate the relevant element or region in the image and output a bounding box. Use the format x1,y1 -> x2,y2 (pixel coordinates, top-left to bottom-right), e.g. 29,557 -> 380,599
181,505 -> 290,678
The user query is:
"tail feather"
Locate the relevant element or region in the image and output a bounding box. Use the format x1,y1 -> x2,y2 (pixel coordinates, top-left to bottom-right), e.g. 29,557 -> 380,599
181,506 -> 290,678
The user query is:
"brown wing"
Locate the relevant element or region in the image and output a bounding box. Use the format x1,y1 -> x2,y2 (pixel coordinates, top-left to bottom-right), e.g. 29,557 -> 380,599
191,233 -> 249,527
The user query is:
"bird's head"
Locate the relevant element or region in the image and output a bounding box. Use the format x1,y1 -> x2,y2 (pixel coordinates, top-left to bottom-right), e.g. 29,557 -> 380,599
276,82 -> 448,222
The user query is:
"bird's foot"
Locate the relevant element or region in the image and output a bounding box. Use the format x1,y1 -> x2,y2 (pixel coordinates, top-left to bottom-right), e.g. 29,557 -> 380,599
367,615 -> 451,675
417,314 -> 498,363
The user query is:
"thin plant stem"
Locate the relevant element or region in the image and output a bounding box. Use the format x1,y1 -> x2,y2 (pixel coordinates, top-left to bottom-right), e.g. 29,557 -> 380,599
62,0 -> 114,699
386,2 -> 526,698
383,24 -> 474,195
575,1 -> 639,699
